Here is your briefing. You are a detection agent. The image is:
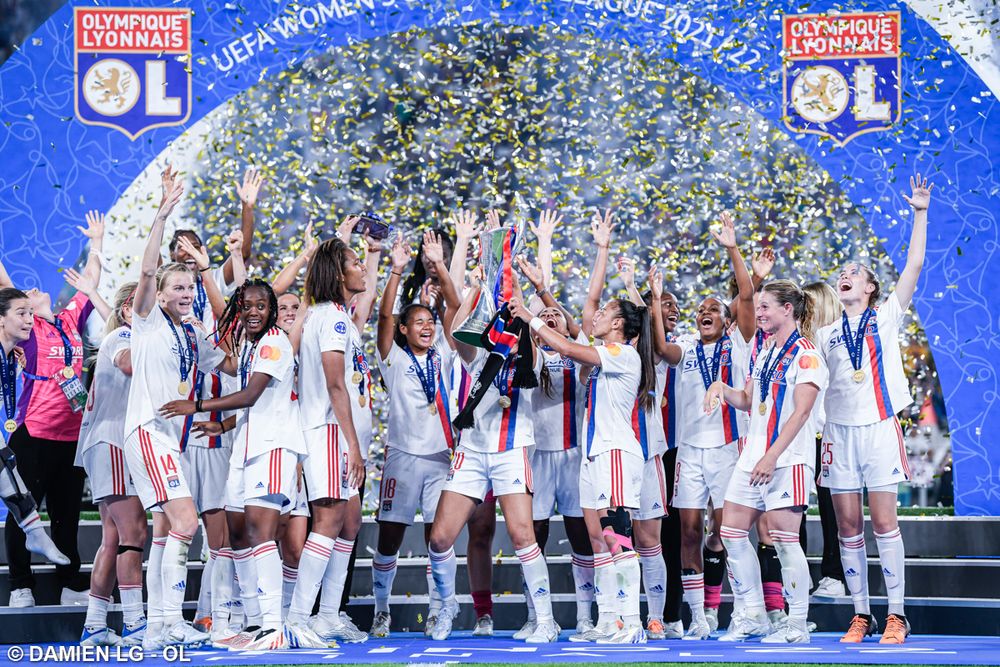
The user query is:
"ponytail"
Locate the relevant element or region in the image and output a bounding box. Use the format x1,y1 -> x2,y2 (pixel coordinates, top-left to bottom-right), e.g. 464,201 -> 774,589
761,279 -> 812,337
799,291 -> 816,342
617,299 -> 655,412
104,282 -> 137,335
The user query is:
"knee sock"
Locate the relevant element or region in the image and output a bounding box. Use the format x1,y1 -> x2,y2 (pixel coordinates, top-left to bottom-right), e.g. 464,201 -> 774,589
614,551 -> 642,628
146,537 -> 166,631
84,594 -> 110,629
637,545 -> 666,622
593,552 -> 617,628
681,570 -> 706,624
522,578 -> 537,622
281,563 -> 298,619
703,547 -> 727,611
721,526 -> 764,612
318,538 -> 354,620
162,531 -> 193,626
120,584 -> 145,627
287,533 -> 333,624
233,547 -> 263,628
212,548 -> 235,631
758,544 -> 785,613
472,590 -> 493,619
662,515 -> 683,624
372,551 -> 398,614
196,549 -> 216,619
252,541 -> 284,629
429,546 -> 457,605
727,564 -> 745,614
771,530 -> 810,624
571,552 -> 595,623
426,563 -> 443,616
838,533 -> 870,615
875,528 -> 905,616
516,544 -> 553,623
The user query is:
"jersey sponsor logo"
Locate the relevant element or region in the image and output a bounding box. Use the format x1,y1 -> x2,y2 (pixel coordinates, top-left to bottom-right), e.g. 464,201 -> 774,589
334,322 -> 348,335
74,7 -> 192,140
782,11 -> 901,145
798,353 -> 820,370
258,344 -> 280,361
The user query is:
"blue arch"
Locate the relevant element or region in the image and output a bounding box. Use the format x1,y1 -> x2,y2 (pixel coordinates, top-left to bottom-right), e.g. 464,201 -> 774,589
1,0 -> 998,513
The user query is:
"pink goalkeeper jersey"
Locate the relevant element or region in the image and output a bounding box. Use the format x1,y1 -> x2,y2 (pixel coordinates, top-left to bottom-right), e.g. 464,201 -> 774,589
16,292 -> 95,442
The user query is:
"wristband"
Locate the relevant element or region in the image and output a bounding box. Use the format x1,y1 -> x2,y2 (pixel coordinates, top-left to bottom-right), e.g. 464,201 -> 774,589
536,287 -> 548,298
199,266 -> 212,273
195,399 -> 203,413
529,317 -> 545,333
391,271 -> 403,277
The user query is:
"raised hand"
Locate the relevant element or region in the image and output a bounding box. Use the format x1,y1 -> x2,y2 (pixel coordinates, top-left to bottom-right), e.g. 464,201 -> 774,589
64,268 -> 97,296
176,235 -> 210,271
337,215 -> 360,244
590,209 -> 615,248
451,209 -> 481,241
617,256 -> 636,287
515,255 -> 545,290
647,265 -> 663,299
235,167 -> 264,207
419,281 -> 441,307
160,164 -> 179,204
389,232 -> 411,271
159,177 -> 184,218
422,230 -> 445,265
364,233 -> 384,254
710,211 -> 738,249
226,229 -> 244,256
303,222 -> 319,259
485,209 -> 502,231
507,297 -> 532,323
902,173 -> 934,211
77,210 -> 106,241
752,247 -> 776,280
530,208 -> 563,242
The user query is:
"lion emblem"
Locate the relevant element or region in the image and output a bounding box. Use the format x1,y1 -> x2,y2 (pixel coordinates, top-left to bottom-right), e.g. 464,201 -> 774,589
81,58 -> 139,117
791,66 -> 849,124
90,66 -> 132,109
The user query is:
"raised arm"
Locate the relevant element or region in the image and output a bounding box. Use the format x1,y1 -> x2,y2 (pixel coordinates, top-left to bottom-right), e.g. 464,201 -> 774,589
63,268 -> 111,321
515,254 -> 582,339
423,230 -> 460,311
224,167 -> 263,285
175,235 -> 227,320
352,233 -> 383,331
618,256 -> 643,306
378,233 -> 411,360
446,281 -> 481,364
273,223 -> 317,296
448,209 -> 479,291
582,209 -> 615,337
647,266 -> 683,365
76,210 -> 106,290
728,246 -> 775,321
530,208 -> 562,288
227,230 -> 247,287
509,298 -> 602,366
135,166 -> 184,318
896,173 -> 933,309
711,211 -> 755,343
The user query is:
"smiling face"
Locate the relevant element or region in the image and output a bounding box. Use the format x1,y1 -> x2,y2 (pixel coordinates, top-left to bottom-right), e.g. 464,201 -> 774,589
591,300 -> 623,340
170,231 -> 203,272
538,306 -> 569,337
755,290 -> 793,335
240,286 -> 272,338
276,293 -> 300,332
0,298 -> 34,345
400,305 -> 436,353
342,248 -> 368,295
837,262 -> 877,307
24,288 -> 51,319
696,297 -> 728,343
157,269 -> 195,319
660,292 -> 680,334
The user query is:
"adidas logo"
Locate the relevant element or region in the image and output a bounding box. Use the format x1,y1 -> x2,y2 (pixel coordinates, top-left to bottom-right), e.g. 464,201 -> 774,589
651,585 -> 664,593
579,583 -> 594,591
598,493 -> 607,501
533,587 -> 548,598
171,581 -> 186,592
652,502 -> 661,510
781,491 -> 790,499
255,481 -> 265,489
616,590 -> 626,600
883,567 -> 893,576
513,479 -> 522,485
845,568 -> 859,577
892,467 -> 900,475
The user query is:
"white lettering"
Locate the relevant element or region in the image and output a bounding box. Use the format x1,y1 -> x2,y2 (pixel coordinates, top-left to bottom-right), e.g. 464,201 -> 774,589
146,61 -> 181,116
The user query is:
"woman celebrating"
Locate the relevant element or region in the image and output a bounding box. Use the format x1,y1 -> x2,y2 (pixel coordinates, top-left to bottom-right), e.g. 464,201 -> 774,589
707,280 -> 827,644
77,282 -> 149,647
369,231 -> 460,638
122,173 -> 227,650
817,175 -> 933,645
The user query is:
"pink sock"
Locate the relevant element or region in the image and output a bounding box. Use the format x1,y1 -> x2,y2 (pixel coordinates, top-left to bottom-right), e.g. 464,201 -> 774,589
704,584 -> 722,610
763,582 -> 784,612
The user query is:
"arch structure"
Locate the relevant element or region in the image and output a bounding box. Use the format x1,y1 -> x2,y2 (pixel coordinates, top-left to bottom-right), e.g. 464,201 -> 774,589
0,0 -> 997,514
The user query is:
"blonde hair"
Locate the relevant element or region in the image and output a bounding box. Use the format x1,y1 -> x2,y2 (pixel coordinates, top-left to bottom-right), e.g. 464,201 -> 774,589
761,279 -> 816,340
105,281 -> 138,335
155,262 -> 194,292
802,281 -> 841,343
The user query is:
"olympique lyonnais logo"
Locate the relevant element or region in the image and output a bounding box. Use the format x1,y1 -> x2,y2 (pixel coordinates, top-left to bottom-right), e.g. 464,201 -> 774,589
74,7 -> 192,140
782,12 -> 901,145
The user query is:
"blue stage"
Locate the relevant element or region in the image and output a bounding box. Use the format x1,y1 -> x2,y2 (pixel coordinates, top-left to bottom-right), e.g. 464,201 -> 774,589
4,633 -> 1000,666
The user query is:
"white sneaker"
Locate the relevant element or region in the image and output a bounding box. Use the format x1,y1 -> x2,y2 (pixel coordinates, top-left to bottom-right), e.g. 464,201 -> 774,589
423,614 -> 438,638
806,620 -> 818,633
339,611 -> 362,634
431,600 -> 459,641
120,619 -> 147,647
60,588 -> 90,606
310,614 -> 368,644
575,618 -> 595,634
210,628 -> 242,649
283,621 -> 328,649
762,620 -> 810,644
370,611 -> 391,638
663,620 -> 684,639
768,609 -> 789,630
164,621 -> 210,648
719,609 -> 770,642
525,619 -> 560,644
80,626 -> 122,646
244,627 -> 289,650
598,625 -> 647,644
682,617 -> 711,640
812,577 -> 847,599
25,528 -> 70,565
8,588 -> 34,608
142,625 -> 165,651
513,618 -> 537,640
570,622 -> 617,642
705,607 -> 720,633
472,614 -> 494,637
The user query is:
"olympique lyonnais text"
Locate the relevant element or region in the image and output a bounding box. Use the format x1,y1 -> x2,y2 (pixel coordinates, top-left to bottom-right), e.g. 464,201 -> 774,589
784,13 -> 900,59
75,8 -> 190,52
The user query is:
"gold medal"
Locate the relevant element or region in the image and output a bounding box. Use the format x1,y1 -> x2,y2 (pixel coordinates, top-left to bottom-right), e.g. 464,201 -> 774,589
429,403 -> 437,415
178,381 -> 190,396
62,366 -> 75,379
3,419 -> 16,433
358,394 -> 367,407
351,372 -> 363,385
710,397 -> 720,411
758,403 -> 767,416
660,396 -> 667,408
852,369 -> 865,383
498,396 -> 512,409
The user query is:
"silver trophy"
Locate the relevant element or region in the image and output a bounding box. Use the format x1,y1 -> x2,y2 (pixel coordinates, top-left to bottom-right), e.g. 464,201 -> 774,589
453,217 -> 527,347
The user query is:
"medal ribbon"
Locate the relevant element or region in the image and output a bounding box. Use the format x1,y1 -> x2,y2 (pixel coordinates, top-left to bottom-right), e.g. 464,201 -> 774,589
403,344 -> 437,405
758,331 -> 801,407
22,317 -> 75,382
193,277 -> 208,323
1,350 -> 17,424
161,309 -> 197,386
353,349 -> 369,400
492,355 -> 515,398
695,336 -> 725,390
240,339 -> 259,391
841,309 -> 875,372
748,329 -> 767,377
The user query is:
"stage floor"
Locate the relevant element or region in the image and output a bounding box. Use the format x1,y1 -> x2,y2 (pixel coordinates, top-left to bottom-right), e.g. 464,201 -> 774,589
4,632 -> 1000,667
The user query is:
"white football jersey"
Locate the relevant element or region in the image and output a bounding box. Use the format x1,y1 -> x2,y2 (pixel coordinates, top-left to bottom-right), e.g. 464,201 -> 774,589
531,333 -> 588,452
78,327 -> 132,456
677,333 -> 751,449
630,359 -> 668,460
583,343 -> 643,460
459,348 -> 541,453
378,338 -> 456,456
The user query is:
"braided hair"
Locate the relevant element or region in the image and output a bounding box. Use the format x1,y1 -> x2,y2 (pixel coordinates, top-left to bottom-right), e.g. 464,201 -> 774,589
214,279 -> 278,351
